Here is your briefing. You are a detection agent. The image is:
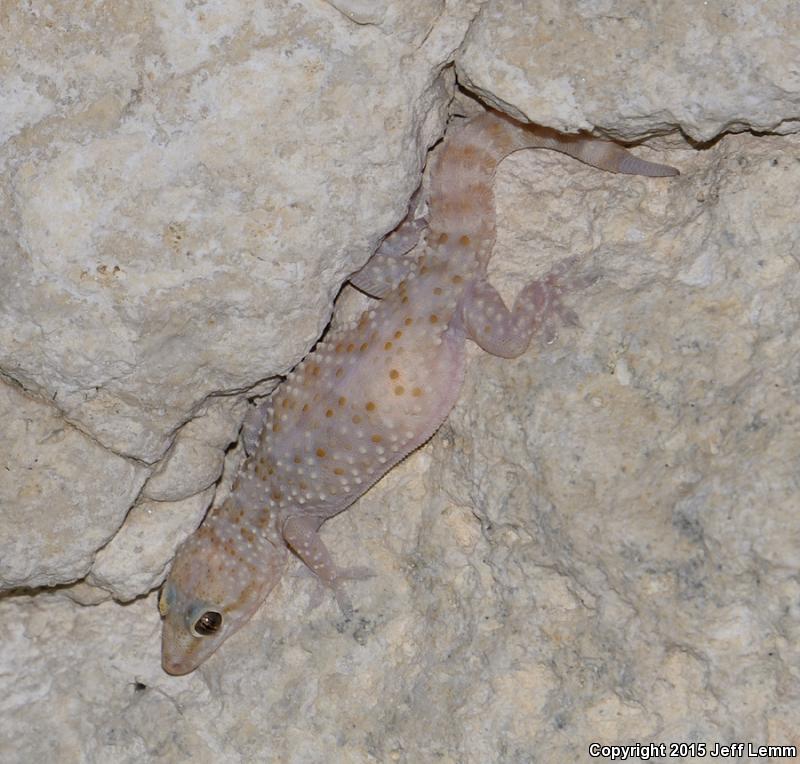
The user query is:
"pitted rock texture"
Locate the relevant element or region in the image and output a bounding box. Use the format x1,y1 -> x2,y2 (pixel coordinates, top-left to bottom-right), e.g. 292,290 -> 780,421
2,1 -> 799,762
457,0 -> 800,140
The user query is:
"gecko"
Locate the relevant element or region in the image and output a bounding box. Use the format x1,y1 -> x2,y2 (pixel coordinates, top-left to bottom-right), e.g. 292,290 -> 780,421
159,108 -> 678,674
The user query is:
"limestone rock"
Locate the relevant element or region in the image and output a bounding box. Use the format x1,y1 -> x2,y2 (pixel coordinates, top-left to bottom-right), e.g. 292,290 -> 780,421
141,395 -> 252,503
458,0 -> 800,140
0,0 -> 451,462
2,0 -> 800,762
0,379 -> 148,589
88,488 -> 215,602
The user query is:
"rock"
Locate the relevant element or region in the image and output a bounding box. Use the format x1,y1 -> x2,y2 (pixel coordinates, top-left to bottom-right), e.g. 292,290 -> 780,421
458,0 -> 800,140
2,0 -> 799,761
0,0 -> 451,462
0,379 -> 148,590
88,489 -> 215,602
141,396 -> 252,503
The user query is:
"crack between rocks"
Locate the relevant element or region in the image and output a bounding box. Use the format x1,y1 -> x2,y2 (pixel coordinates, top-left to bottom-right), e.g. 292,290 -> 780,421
0,367 -> 153,468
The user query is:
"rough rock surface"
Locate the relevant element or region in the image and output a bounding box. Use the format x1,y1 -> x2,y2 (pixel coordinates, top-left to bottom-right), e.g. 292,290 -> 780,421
0,0 -> 453,462
0,379 -> 149,589
458,0 -> 800,140
2,1 -> 799,762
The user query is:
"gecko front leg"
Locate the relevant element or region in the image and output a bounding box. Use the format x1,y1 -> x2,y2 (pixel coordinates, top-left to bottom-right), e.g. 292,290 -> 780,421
282,515 -> 373,616
241,398 -> 272,456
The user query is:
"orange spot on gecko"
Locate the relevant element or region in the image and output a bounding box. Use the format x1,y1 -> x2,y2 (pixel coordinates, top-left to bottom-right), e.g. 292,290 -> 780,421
394,386 -> 405,396
360,342 -> 369,352
338,396 -> 347,407
240,527 -> 255,543
302,403 -> 310,412
384,341 -> 393,350
433,287 -> 442,295
335,368 -> 343,377
347,343 -> 355,352
459,235 -> 471,246
430,314 -> 439,324
294,455 -> 302,464
412,387 -> 423,397
438,232 -> 448,244
452,274 -> 463,284
316,448 -> 326,458
325,409 -> 333,417
389,369 -> 400,380
404,317 -> 413,326
394,330 -> 403,339
371,434 -> 382,443
334,467 -> 345,475
365,401 -> 376,411
352,414 -> 361,424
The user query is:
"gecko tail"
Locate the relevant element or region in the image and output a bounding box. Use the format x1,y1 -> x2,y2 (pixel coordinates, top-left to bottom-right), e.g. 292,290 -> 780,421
479,114 -> 680,178
576,140 -> 680,177
426,109 -> 678,266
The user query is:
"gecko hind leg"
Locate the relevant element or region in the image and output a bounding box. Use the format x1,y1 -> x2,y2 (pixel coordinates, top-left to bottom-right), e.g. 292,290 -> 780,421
349,186 -> 428,298
282,515 -> 374,617
464,255 -> 600,358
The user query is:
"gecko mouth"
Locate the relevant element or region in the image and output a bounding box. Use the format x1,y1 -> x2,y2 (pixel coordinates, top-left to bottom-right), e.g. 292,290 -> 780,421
161,622 -> 210,675
162,644 -> 206,676
162,655 -> 193,676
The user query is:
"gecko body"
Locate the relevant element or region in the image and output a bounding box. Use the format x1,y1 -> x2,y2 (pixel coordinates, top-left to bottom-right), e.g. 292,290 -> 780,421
160,110 -> 677,674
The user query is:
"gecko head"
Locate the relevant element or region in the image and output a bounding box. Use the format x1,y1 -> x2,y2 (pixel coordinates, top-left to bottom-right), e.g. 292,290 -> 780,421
159,518 -> 287,675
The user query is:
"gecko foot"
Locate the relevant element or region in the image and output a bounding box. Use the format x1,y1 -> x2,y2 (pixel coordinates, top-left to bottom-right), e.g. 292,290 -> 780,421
329,566 -> 375,619
538,256 -> 601,344
302,564 -> 374,617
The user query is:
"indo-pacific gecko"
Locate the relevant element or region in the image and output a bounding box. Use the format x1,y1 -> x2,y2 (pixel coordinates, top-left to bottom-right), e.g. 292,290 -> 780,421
159,109 -> 677,674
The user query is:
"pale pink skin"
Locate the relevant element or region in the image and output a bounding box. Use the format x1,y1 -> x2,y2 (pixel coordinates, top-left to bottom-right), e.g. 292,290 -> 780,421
160,110 -> 678,675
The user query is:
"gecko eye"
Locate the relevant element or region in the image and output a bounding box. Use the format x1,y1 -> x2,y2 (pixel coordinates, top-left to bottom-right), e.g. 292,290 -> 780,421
193,611 -> 223,636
